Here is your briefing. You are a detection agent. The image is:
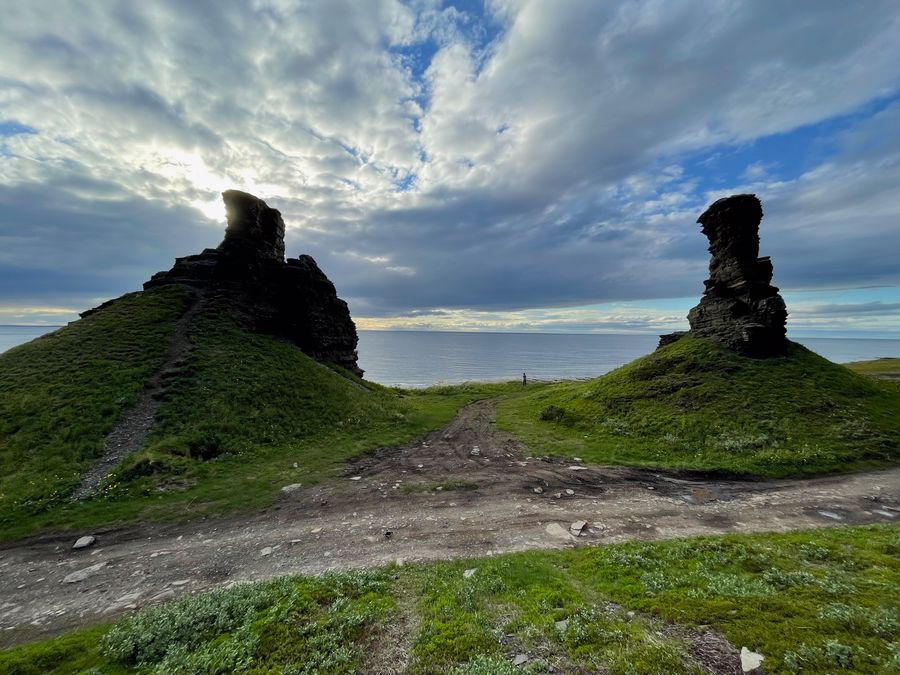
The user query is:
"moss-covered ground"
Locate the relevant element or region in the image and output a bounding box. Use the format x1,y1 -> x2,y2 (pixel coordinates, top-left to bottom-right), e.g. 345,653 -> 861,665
2,525 -> 897,674
497,338 -> 900,477
0,290 -> 523,541
846,357 -> 900,378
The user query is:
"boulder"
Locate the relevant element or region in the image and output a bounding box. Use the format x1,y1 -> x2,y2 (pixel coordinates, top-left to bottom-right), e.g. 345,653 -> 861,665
659,194 -> 787,356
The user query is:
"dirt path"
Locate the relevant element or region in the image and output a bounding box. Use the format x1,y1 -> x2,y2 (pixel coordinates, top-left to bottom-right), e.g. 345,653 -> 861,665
2,399 -> 898,647
72,292 -> 206,500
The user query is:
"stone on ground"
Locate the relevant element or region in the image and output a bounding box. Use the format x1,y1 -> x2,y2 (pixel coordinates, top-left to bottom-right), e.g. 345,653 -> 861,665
740,646 -> 764,672
63,562 -> 106,584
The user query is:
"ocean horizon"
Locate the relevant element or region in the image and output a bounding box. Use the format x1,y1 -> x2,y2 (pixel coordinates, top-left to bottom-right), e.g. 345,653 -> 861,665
4,325 -> 898,389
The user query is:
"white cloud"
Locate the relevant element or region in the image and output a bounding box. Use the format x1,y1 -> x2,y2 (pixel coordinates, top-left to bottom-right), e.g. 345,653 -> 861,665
0,0 -> 898,332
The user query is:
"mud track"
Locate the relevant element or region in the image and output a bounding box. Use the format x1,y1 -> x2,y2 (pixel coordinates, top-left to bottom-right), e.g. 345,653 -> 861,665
2,399 -> 898,647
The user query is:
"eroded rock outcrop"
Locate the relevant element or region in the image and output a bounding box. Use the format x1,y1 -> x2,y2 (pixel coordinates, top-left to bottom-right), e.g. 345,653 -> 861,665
659,194 -> 787,356
145,190 -> 362,375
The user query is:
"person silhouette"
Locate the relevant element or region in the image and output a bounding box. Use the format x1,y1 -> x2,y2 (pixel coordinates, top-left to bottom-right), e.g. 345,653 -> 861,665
522,372 -> 527,386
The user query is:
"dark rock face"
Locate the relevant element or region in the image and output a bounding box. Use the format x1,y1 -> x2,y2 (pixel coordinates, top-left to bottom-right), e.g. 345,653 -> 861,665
145,190 -> 362,375
218,189 -> 285,262
659,194 -> 787,356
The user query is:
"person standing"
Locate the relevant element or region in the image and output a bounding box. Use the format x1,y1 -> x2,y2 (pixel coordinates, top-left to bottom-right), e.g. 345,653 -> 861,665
522,372 -> 527,386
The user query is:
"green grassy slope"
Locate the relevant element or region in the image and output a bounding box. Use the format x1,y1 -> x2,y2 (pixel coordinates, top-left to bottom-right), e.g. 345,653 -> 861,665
3,525 -> 897,674
498,337 -> 900,476
0,286 -> 194,536
0,290 -> 517,541
846,357 -> 900,379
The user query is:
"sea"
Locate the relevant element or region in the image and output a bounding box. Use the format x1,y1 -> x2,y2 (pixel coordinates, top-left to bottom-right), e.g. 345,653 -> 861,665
2,325 -> 898,389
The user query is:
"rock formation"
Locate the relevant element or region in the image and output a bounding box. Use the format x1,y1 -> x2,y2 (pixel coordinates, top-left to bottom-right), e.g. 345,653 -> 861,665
144,189 -> 362,375
659,194 -> 787,356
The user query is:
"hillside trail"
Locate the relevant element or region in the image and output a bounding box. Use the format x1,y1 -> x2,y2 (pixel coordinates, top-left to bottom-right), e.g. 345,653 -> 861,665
72,291 -> 207,500
2,398 -> 898,647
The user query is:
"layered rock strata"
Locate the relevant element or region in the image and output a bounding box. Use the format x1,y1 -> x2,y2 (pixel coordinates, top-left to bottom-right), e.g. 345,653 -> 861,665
659,194 -> 787,356
144,189 -> 362,375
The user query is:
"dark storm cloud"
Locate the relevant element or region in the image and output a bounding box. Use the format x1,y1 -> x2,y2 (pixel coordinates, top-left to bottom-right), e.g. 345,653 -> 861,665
0,181 -> 218,308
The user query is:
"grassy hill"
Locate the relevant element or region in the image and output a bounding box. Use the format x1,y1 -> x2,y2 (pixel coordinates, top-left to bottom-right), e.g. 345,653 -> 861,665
498,337 -> 900,477
0,286 -> 515,541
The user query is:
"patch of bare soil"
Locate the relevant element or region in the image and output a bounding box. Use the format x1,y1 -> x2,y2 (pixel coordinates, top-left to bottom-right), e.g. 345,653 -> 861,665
2,399 -> 898,647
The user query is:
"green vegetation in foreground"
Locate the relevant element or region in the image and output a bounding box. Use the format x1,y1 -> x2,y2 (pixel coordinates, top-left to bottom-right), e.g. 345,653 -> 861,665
3,525 -> 898,674
846,357 -> 900,378
0,290 -> 529,541
498,337 -> 900,476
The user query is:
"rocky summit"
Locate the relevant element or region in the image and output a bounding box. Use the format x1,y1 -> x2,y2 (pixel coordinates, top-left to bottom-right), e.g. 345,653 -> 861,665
145,189 -> 362,375
659,194 -> 787,356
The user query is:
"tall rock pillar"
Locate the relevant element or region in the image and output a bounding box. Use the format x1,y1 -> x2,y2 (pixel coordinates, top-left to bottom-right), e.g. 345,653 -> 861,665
659,194 -> 787,356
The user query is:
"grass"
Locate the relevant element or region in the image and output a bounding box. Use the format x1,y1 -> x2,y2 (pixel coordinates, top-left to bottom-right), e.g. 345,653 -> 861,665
846,358 -> 900,378
0,286 -> 194,539
0,290 -> 524,541
3,524 -> 898,673
0,570 -> 395,674
497,337 -> 900,477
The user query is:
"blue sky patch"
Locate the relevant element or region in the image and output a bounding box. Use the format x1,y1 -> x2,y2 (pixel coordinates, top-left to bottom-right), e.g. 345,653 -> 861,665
0,120 -> 36,136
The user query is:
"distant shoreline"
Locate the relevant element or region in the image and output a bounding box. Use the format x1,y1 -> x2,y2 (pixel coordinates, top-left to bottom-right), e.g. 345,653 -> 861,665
1,325 -> 898,340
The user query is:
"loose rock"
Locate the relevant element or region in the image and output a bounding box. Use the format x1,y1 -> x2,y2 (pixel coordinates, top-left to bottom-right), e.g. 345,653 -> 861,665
740,647 -> 765,672
260,547 -> 273,556
463,568 -> 477,579
63,562 -> 107,584
570,520 -> 587,536
545,523 -> 574,541
72,536 -> 96,550
513,654 -> 529,665
280,483 -> 303,495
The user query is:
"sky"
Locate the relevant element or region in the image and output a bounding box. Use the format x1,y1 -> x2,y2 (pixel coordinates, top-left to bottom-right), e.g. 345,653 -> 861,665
1,0 -> 899,337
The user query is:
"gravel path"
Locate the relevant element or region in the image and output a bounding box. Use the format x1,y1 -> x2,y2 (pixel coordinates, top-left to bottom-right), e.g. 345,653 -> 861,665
2,399 -> 897,647
72,292 -> 206,500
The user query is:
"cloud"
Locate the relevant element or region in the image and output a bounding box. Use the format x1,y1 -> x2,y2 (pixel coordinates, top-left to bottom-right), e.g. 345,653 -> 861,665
0,0 -> 898,333
793,302 -> 900,316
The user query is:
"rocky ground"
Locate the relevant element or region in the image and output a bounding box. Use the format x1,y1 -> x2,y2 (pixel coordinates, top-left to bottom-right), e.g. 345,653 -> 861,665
1,399 -> 897,648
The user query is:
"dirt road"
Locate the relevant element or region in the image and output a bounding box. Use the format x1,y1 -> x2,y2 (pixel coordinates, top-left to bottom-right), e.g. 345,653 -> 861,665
1,399 -> 897,647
